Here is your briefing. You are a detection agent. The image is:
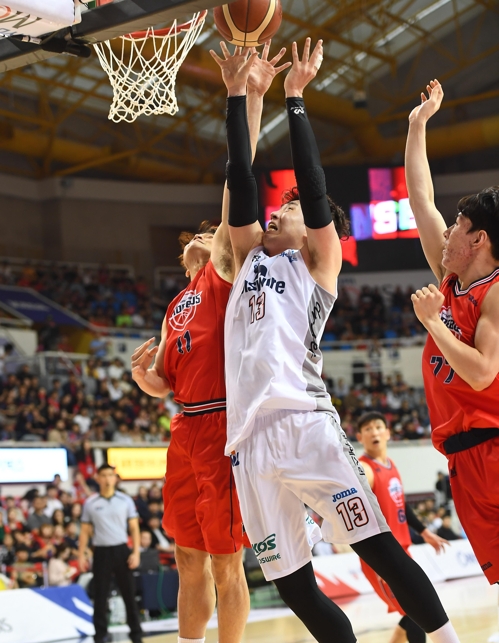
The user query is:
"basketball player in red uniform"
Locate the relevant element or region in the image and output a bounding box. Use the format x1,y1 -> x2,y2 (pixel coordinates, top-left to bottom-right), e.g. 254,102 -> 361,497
357,411 -> 449,643
131,44 -> 290,643
406,80 -> 499,614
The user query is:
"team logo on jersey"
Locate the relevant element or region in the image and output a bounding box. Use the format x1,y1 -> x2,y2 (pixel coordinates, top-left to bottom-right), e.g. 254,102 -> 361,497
439,307 -> 462,338
230,451 -> 240,467
169,290 -> 202,331
388,477 -> 404,508
279,250 -> 298,264
332,487 -> 358,503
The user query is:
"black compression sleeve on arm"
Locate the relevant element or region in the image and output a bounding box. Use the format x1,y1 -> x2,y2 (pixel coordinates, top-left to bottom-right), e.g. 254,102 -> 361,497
286,97 -> 332,229
225,96 -> 259,228
405,502 -> 426,534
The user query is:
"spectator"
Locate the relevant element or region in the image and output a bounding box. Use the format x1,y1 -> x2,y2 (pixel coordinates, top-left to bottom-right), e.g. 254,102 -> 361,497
32,523 -> 56,561
146,516 -> 173,552
437,515 -> 461,541
73,407 -> 92,435
45,484 -> 64,516
52,509 -> 66,528
0,532 -> 16,566
26,496 -> 51,532
11,545 -> 42,588
108,358 -> 125,380
113,423 -> 133,444
5,507 -> 25,532
65,521 -> 79,548
75,439 -> 97,480
69,502 -> 83,530
48,543 -> 78,587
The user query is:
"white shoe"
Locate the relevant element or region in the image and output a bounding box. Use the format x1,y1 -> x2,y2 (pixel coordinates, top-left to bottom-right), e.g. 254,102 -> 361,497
487,633 -> 499,643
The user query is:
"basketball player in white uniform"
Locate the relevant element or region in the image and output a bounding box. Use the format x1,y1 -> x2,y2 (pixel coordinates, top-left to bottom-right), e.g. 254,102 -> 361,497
211,38 -> 460,643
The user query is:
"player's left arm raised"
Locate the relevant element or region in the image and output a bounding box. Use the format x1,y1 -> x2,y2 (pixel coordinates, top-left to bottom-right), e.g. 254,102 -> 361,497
412,282 -> 499,390
284,39 -> 343,295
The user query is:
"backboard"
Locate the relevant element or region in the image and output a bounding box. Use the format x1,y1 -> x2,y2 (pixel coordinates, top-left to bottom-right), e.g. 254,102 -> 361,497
0,0 -> 232,73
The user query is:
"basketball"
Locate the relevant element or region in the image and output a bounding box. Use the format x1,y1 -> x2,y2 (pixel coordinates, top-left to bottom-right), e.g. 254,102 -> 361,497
213,0 -> 282,47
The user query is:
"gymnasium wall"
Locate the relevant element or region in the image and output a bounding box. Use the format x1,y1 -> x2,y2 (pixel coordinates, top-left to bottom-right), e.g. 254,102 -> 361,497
0,167 -> 496,277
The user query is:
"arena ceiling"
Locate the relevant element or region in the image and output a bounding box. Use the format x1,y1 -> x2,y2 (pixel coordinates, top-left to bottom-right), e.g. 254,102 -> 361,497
0,0 -> 498,183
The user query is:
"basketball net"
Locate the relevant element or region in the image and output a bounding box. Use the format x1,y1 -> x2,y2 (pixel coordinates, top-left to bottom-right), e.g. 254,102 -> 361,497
94,11 -> 207,123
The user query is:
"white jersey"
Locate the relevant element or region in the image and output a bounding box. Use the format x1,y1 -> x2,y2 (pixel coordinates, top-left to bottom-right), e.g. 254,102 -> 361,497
225,246 -> 339,454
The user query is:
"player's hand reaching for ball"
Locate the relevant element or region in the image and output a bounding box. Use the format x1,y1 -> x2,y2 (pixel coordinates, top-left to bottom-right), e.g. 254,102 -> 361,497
421,528 -> 449,554
411,284 -> 445,329
131,337 -> 170,398
408,79 -> 444,125
210,42 -> 259,96
247,40 -> 291,97
284,38 -> 324,98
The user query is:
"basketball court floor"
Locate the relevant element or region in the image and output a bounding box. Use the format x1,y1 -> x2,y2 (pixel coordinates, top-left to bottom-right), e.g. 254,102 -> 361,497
61,574 -> 496,643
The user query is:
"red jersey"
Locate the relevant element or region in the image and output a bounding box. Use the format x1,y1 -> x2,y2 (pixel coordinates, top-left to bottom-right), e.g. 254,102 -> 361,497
164,260 -> 231,406
359,454 -> 411,549
422,269 -> 499,454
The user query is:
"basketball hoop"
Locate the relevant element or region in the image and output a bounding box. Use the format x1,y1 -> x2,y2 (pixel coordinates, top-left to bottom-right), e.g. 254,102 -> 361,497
94,10 -> 207,123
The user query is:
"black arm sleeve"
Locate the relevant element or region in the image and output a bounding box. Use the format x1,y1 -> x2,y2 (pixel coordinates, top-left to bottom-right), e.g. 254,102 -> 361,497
225,96 -> 259,228
405,502 -> 426,534
286,97 -> 332,230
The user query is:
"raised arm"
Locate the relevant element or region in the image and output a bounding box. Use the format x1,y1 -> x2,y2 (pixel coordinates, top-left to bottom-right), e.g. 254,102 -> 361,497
284,39 -> 342,295
405,80 -> 448,282
210,43 -> 290,274
211,43 -> 290,277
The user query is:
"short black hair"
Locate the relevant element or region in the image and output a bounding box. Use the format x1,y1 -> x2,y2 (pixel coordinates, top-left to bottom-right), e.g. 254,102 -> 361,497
97,463 -> 116,474
356,411 -> 388,432
281,186 -> 351,240
458,186 -> 499,261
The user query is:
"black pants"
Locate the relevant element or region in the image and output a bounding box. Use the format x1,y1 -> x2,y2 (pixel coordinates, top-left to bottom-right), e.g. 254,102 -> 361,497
93,544 -> 142,642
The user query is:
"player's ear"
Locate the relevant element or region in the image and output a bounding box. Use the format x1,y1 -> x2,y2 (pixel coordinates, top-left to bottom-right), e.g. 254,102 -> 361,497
386,425 -> 391,442
185,268 -> 190,279
474,229 -> 488,248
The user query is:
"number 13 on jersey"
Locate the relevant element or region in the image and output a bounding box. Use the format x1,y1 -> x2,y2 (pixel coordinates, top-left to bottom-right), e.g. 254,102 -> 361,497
249,293 -> 266,324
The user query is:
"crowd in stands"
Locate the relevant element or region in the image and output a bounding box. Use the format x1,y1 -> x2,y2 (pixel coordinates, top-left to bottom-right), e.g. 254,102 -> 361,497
326,372 -> 431,441
0,259 -> 186,334
0,258 -> 425,344
0,357 -> 180,447
0,480 -> 173,590
323,285 -> 425,346
0,355 -> 431,445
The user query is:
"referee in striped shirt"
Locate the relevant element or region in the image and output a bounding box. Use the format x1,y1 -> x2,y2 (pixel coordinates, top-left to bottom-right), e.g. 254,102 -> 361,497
79,464 -> 143,643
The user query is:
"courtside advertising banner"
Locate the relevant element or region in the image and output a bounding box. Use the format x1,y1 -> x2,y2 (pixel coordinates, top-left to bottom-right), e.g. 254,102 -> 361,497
0,585 -> 94,643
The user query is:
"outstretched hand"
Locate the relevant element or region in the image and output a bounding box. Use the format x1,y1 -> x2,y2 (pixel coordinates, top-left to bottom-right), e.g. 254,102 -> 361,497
408,79 -> 444,124
247,40 -> 291,96
284,38 -> 324,98
421,528 -> 449,555
209,42 -> 258,97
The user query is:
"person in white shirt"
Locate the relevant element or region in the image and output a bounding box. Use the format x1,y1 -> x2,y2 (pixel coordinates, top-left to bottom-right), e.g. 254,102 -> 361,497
73,407 -> 92,435
45,485 -> 63,517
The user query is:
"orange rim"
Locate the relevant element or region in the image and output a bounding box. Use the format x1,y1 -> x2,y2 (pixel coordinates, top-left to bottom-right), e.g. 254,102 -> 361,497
125,10 -> 207,40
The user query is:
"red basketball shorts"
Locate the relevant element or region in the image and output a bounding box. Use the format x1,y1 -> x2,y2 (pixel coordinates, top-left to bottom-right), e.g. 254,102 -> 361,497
162,410 -> 244,555
447,435 -> 499,584
360,550 -> 409,615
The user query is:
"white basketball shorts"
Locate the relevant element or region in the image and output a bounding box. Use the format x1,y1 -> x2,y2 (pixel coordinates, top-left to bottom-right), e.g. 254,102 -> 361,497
232,409 -> 390,581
